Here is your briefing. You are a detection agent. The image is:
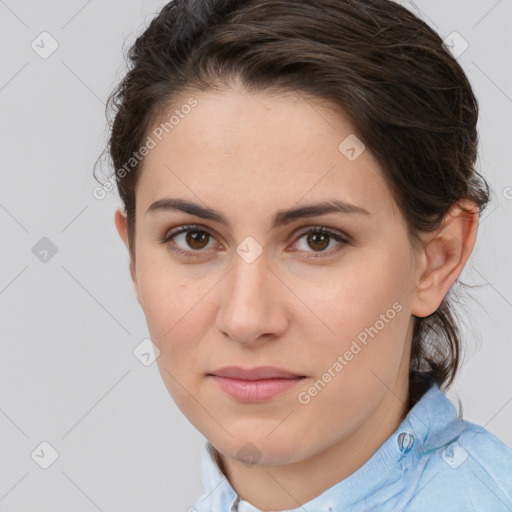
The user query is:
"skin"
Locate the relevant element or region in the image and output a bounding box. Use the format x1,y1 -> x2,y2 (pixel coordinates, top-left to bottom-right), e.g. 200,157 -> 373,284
114,84 -> 478,511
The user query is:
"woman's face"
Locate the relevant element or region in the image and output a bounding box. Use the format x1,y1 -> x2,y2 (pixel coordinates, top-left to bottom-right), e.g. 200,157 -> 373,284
115,86 -> 424,466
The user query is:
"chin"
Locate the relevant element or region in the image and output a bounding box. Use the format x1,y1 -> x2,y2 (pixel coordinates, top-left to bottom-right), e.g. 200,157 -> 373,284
213,432 -> 308,467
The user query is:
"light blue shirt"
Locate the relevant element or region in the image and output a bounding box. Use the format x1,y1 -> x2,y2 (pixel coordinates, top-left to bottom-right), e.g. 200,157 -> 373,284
191,382 -> 512,511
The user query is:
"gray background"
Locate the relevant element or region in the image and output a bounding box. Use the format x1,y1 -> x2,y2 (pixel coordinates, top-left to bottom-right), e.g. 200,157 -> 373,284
0,0 -> 511,510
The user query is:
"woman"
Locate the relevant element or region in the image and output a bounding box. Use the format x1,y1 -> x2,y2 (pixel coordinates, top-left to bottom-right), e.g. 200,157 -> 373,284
97,0 -> 512,509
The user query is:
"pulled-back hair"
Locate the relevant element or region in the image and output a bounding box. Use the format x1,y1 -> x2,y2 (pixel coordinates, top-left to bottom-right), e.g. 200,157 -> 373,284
96,0 -> 491,410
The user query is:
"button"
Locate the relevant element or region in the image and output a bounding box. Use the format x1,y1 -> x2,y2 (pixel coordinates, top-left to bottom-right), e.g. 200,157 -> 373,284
397,432 -> 414,454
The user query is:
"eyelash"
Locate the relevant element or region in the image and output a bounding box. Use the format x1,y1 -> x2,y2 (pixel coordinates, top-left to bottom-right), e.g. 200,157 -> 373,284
159,223 -> 350,259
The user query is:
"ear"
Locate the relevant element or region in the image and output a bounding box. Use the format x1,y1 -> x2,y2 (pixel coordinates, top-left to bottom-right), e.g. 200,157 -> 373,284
114,208 -> 141,305
410,200 -> 479,318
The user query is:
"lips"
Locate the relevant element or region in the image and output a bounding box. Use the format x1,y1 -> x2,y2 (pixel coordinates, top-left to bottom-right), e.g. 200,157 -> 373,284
207,366 -> 306,402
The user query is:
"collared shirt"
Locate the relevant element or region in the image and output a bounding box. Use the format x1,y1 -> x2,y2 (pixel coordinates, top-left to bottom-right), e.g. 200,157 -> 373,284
191,382 -> 512,511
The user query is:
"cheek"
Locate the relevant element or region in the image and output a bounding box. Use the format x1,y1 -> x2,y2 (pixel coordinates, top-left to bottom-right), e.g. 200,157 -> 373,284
292,267 -> 409,435
137,267 -> 208,411
136,270 -> 208,390
137,257 -> 205,335
297,253 -> 410,373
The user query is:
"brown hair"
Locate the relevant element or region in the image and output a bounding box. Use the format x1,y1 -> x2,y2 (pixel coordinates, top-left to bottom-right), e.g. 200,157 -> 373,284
95,0 -> 491,411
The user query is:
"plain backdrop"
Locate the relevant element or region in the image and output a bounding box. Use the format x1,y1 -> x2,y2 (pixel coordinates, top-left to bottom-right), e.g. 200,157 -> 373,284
0,0 -> 511,510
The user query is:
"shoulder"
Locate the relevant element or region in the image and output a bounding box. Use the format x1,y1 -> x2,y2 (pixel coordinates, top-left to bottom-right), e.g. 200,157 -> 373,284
405,417 -> 512,511
457,421 -> 512,496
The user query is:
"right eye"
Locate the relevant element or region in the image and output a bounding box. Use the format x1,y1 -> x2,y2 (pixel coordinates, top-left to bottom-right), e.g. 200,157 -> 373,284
159,224 -> 220,258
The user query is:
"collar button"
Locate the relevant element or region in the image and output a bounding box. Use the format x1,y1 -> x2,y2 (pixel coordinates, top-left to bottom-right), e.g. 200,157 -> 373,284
397,431 -> 415,454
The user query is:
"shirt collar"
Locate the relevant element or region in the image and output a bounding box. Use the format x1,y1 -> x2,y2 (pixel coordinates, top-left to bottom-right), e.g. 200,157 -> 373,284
196,381 -> 465,512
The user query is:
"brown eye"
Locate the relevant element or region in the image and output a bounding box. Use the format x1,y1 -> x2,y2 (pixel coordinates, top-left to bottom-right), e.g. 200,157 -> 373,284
292,227 -> 349,256
306,231 -> 331,251
160,224 -> 217,257
185,230 -> 210,250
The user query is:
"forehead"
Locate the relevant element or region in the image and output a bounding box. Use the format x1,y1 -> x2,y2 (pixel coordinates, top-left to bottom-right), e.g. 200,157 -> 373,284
135,87 -> 397,221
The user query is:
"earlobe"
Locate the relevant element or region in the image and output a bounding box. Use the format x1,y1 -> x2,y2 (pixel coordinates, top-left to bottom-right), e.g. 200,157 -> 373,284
411,200 -> 479,318
114,208 -> 142,305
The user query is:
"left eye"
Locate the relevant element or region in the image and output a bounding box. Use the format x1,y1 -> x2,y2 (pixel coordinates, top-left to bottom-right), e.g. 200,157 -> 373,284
291,228 -> 349,256
159,225 -> 349,258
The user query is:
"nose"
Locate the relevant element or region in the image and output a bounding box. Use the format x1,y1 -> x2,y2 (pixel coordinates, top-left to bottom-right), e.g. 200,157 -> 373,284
215,250 -> 290,346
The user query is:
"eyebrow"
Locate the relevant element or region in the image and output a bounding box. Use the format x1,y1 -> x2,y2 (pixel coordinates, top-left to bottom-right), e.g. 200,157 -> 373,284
146,197 -> 370,229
